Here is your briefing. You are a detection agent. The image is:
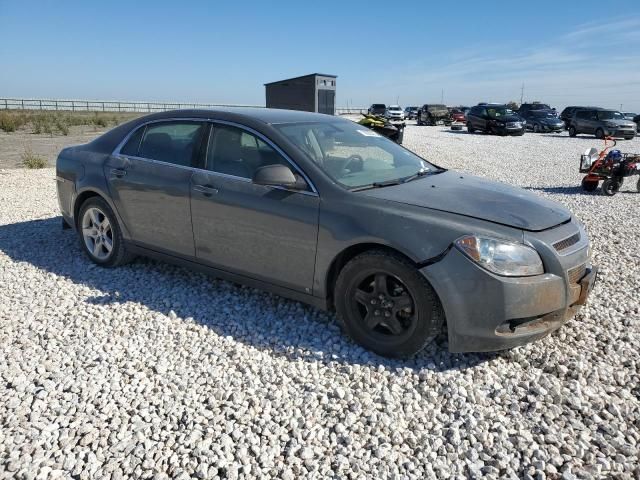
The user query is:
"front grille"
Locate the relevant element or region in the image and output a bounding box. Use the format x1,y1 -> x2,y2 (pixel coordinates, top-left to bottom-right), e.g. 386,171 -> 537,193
568,263 -> 587,284
553,233 -> 580,252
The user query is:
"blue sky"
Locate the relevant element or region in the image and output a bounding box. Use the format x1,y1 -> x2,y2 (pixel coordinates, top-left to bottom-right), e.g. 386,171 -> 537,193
1,0 -> 639,111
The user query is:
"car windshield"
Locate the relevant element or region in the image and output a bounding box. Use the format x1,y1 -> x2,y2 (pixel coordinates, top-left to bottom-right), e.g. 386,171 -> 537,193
486,107 -> 514,118
427,105 -> 446,112
388,106 -> 401,111
598,110 -> 625,120
528,104 -> 551,110
275,121 -> 438,189
372,104 -> 385,110
531,111 -> 556,118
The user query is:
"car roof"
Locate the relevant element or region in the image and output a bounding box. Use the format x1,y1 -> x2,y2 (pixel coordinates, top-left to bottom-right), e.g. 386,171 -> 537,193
152,107 -> 341,125
87,107 -> 344,154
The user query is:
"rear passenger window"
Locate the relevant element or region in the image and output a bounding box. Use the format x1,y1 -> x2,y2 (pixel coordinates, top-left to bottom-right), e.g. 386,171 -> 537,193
120,126 -> 145,156
206,124 -> 290,180
138,121 -> 204,166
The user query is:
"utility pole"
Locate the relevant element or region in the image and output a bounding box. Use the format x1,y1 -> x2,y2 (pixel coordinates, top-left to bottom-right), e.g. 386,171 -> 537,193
520,83 -> 524,105
441,89 -> 444,104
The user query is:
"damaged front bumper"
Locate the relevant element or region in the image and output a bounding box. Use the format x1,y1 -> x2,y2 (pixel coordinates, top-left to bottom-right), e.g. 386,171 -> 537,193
420,241 -> 596,353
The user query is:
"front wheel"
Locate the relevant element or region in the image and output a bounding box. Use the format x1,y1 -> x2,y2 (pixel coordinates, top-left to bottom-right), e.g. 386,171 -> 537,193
533,123 -> 540,133
78,197 -> 134,267
637,177 -> 640,192
466,122 -> 475,133
334,250 -> 444,358
601,178 -> 620,196
568,126 -> 577,137
595,128 -> 605,139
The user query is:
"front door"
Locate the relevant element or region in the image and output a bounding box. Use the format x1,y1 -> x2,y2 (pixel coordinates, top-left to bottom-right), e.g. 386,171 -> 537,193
190,123 -> 319,293
105,120 -> 206,256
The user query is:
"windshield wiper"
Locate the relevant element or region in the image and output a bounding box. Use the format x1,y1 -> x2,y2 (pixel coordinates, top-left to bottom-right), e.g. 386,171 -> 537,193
350,179 -> 402,191
402,168 -> 445,183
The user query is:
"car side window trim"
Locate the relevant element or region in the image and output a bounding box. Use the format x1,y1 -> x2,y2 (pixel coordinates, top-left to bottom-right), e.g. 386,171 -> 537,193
112,117 -> 319,196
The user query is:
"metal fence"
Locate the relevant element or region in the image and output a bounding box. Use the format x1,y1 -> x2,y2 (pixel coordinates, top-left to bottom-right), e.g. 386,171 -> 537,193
0,98 -> 368,115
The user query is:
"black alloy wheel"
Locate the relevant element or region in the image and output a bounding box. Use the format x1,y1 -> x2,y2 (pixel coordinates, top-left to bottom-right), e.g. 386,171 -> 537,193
334,250 -> 444,358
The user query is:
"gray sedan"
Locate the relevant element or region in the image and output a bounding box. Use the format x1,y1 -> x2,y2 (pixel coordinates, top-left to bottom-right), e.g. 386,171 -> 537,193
522,110 -> 565,133
56,108 -> 597,357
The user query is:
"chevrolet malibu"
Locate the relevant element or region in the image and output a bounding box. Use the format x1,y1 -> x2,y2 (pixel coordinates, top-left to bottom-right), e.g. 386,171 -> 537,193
56,108 -> 597,357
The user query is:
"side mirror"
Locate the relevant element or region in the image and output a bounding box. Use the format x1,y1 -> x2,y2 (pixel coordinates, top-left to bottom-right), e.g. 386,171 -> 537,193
252,164 -> 300,189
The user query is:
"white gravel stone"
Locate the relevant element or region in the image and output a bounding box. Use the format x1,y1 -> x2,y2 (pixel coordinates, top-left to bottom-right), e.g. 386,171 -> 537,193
0,128 -> 639,478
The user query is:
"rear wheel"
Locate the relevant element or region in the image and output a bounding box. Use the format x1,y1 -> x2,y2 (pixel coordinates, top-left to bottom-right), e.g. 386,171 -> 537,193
466,122 -> 475,133
581,177 -> 598,192
624,136 -> 634,140
334,250 -> 444,358
533,123 -> 540,133
595,128 -> 605,139
601,178 -> 620,196
78,197 -> 133,267
568,126 -> 577,137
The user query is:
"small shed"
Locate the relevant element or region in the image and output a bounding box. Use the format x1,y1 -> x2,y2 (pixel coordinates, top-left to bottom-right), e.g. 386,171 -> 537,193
265,73 -> 337,115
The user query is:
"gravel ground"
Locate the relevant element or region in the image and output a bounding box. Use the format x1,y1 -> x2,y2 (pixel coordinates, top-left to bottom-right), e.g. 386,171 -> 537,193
1,126 -> 639,479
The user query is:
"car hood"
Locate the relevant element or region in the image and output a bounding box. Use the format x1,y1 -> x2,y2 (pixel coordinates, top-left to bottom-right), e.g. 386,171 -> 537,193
493,115 -> 522,123
360,171 -> 571,231
606,120 -> 636,127
540,117 -> 564,124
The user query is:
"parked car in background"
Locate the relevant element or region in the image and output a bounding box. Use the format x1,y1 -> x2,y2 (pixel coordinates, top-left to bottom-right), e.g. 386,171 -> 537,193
368,104 -> 386,116
568,108 -> 637,140
521,110 -> 565,133
404,106 -> 418,119
385,105 -> 405,121
623,112 -> 637,120
417,104 -> 450,126
560,106 -> 602,129
449,108 -> 466,123
634,114 -> 640,131
466,104 -> 525,136
56,108 -> 596,357
518,102 -> 552,117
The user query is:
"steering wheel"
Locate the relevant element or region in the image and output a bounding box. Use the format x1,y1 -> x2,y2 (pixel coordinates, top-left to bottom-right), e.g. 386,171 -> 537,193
341,154 -> 364,175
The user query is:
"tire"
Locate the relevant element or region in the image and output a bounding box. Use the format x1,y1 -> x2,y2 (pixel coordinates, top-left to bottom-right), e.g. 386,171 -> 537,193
466,122 -> 475,133
601,178 -> 620,196
568,126 -> 577,137
624,136 -> 634,140
533,123 -> 540,133
417,117 -> 423,126
334,250 -> 444,358
77,196 -> 134,267
637,177 -> 640,192
581,177 -> 598,192
595,128 -> 605,139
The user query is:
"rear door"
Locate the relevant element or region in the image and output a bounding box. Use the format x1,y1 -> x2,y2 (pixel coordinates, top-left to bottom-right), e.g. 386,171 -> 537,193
190,122 -> 320,293
105,120 -> 206,256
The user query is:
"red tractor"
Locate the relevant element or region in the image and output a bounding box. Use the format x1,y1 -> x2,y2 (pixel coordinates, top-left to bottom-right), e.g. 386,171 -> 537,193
580,137 -> 640,196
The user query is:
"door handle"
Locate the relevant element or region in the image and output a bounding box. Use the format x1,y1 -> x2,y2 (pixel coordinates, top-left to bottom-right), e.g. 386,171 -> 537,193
193,184 -> 219,196
110,168 -> 127,178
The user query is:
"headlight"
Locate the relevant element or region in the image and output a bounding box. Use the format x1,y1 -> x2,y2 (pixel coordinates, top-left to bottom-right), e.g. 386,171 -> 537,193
455,235 -> 544,277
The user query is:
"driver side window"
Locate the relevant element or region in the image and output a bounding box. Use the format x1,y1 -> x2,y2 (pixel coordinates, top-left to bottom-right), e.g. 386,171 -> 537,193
206,124 -> 309,190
